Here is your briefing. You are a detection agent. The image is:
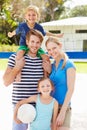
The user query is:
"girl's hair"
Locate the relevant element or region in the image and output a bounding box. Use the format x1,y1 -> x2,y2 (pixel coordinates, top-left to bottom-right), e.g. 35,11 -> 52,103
38,77 -> 54,90
26,29 -> 43,43
45,36 -> 68,69
24,5 -> 40,21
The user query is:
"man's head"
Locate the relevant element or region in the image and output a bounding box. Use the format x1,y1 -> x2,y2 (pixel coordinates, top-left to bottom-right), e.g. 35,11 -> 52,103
26,29 -> 44,56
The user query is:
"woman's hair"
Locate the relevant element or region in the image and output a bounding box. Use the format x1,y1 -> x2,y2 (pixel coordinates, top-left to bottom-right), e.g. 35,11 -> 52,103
26,29 -> 43,43
38,77 -> 54,90
24,5 -> 40,21
45,36 -> 68,69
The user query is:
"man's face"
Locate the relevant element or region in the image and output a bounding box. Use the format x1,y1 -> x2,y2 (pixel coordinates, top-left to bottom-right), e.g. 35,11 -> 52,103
27,35 -> 41,55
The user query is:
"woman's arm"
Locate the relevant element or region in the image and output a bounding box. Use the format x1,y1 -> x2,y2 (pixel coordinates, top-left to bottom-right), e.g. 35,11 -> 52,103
56,68 -> 76,126
51,100 -> 58,130
3,57 -> 25,86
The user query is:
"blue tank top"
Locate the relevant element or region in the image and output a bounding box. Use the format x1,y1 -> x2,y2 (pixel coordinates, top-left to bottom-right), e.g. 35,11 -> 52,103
30,94 -> 55,130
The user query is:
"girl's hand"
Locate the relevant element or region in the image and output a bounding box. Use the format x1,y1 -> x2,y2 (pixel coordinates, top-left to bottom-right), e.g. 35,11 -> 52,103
14,117 -> 22,124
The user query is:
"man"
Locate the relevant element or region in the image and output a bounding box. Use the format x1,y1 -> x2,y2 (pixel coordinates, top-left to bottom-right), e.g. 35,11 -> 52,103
3,29 -> 50,130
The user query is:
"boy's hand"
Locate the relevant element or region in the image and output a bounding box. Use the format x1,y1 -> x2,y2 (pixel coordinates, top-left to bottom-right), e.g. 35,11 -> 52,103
57,33 -> 64,38
8,32 -> 13,38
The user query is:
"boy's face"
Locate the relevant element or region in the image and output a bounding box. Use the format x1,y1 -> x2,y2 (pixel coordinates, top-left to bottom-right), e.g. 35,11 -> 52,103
26,35 -> 41,55
25,10 -> 38,24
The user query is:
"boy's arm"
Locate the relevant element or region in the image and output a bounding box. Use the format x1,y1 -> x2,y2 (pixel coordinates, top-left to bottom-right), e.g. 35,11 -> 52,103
8,30 -> 16,38
46,31 -> 64,38
3,57 -> 25,86
51,100 -> 58,130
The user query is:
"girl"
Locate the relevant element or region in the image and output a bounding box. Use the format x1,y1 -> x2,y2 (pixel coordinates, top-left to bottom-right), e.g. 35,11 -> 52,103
44,36 -> 76,130
14,77 -> 58,130
8,5 -> 63,81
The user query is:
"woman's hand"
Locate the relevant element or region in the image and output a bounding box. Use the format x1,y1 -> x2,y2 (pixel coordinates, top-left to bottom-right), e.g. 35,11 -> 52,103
42,60 -> 51,74
56,111 -> 66,127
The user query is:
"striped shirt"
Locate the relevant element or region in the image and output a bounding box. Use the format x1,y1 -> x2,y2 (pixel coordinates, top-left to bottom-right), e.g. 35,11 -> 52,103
8,53 -> 44,104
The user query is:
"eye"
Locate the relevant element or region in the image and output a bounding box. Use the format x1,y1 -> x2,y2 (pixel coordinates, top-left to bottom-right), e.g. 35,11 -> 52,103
41,85 -> 45,88
53,47 -> 56,50
47,85 -> 50,87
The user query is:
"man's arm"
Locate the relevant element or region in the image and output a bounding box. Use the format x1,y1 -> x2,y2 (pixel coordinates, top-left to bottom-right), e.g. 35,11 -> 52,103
3,57 -> 25,86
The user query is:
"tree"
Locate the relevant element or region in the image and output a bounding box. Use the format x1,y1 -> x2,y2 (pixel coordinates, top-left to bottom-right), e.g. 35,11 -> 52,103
68,5 -> 87,17
42,0 -> 68,21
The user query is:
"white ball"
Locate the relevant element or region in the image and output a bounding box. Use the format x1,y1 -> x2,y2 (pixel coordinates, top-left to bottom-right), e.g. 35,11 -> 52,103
17,104 -> 36,123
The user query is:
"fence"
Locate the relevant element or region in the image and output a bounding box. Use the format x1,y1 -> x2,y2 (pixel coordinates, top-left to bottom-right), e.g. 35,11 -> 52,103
0,52 -> 87,60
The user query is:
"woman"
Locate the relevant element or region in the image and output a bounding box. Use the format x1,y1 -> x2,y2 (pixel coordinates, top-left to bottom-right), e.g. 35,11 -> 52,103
43,36 -> 76,130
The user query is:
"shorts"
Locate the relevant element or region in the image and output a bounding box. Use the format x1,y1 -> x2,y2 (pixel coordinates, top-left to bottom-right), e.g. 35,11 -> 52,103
58,105 -> 72,128
17,46 -> 29,52
17,46 -> 45,57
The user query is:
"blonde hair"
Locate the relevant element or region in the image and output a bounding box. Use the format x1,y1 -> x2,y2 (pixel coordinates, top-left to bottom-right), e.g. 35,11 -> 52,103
45,36 -> 68,69
26,29 -> 43,43
24,5 -> 40,21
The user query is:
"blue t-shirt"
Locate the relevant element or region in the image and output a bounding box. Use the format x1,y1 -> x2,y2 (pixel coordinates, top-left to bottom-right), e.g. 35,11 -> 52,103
49,59 -> 76,105
16,22 -> 46,46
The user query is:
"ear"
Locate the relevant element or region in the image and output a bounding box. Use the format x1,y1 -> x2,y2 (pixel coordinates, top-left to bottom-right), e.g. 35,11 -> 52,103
59,43 -> 62,49
26,40 -> 28,46
37,88 -> 40,92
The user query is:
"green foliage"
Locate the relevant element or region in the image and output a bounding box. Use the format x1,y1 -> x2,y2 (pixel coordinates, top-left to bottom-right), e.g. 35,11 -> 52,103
44,0 -> 67,21
0,44 -> 18,52
0,59 -> 87,73
0,34 -> 11,44
68,5 -> 87,17
75,62 -> 87,73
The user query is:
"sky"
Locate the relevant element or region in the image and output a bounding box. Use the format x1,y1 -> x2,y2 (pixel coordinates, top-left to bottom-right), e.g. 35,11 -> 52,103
65,0 -> 87,8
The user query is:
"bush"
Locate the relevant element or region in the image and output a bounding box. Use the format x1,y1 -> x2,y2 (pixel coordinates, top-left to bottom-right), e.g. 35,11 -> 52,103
0,44 -> 19,52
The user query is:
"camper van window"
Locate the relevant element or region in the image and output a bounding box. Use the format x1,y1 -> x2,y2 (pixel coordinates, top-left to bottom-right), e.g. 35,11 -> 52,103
76,30 -> 87,33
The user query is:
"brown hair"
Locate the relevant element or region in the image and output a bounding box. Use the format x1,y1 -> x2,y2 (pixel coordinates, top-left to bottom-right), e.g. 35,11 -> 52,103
26,29 -> 44,43
38,77 -> 54,90
45,36 -> 68,69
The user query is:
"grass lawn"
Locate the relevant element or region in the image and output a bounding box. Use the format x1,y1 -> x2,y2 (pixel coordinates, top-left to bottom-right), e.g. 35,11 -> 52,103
0,59 -> 87,73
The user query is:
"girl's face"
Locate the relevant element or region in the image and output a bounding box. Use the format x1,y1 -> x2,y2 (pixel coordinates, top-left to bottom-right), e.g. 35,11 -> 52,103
46,42 -> 62,60
38,79 -> 53,96
25,10 -> 38,24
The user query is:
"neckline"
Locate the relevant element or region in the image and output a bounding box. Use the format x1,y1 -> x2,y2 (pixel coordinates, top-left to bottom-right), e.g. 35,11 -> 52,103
38,94 -> 53,105
27,22 -> 36,29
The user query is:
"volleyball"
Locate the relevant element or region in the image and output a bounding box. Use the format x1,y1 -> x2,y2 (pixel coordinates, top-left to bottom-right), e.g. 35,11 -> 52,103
17,104 -> 36,123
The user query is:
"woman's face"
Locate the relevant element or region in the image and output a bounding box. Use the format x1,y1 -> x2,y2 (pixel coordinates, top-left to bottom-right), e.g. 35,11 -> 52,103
46,42 -> 62,59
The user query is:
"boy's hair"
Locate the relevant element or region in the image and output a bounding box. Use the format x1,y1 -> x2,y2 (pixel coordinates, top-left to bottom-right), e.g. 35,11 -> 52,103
38,77 -> 54,90
24,5 -> 40,21
26,29 -> 44,43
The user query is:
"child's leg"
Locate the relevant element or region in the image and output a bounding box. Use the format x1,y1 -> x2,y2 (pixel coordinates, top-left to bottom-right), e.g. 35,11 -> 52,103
15,50 -> 25,82
41,54 -> 50,77
37,48 -> 50,77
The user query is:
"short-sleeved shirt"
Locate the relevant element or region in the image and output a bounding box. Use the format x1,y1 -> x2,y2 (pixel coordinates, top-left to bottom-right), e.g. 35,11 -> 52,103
49,59 -> 76,105
8,53 -> 44,104
16,22 -> 46,46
